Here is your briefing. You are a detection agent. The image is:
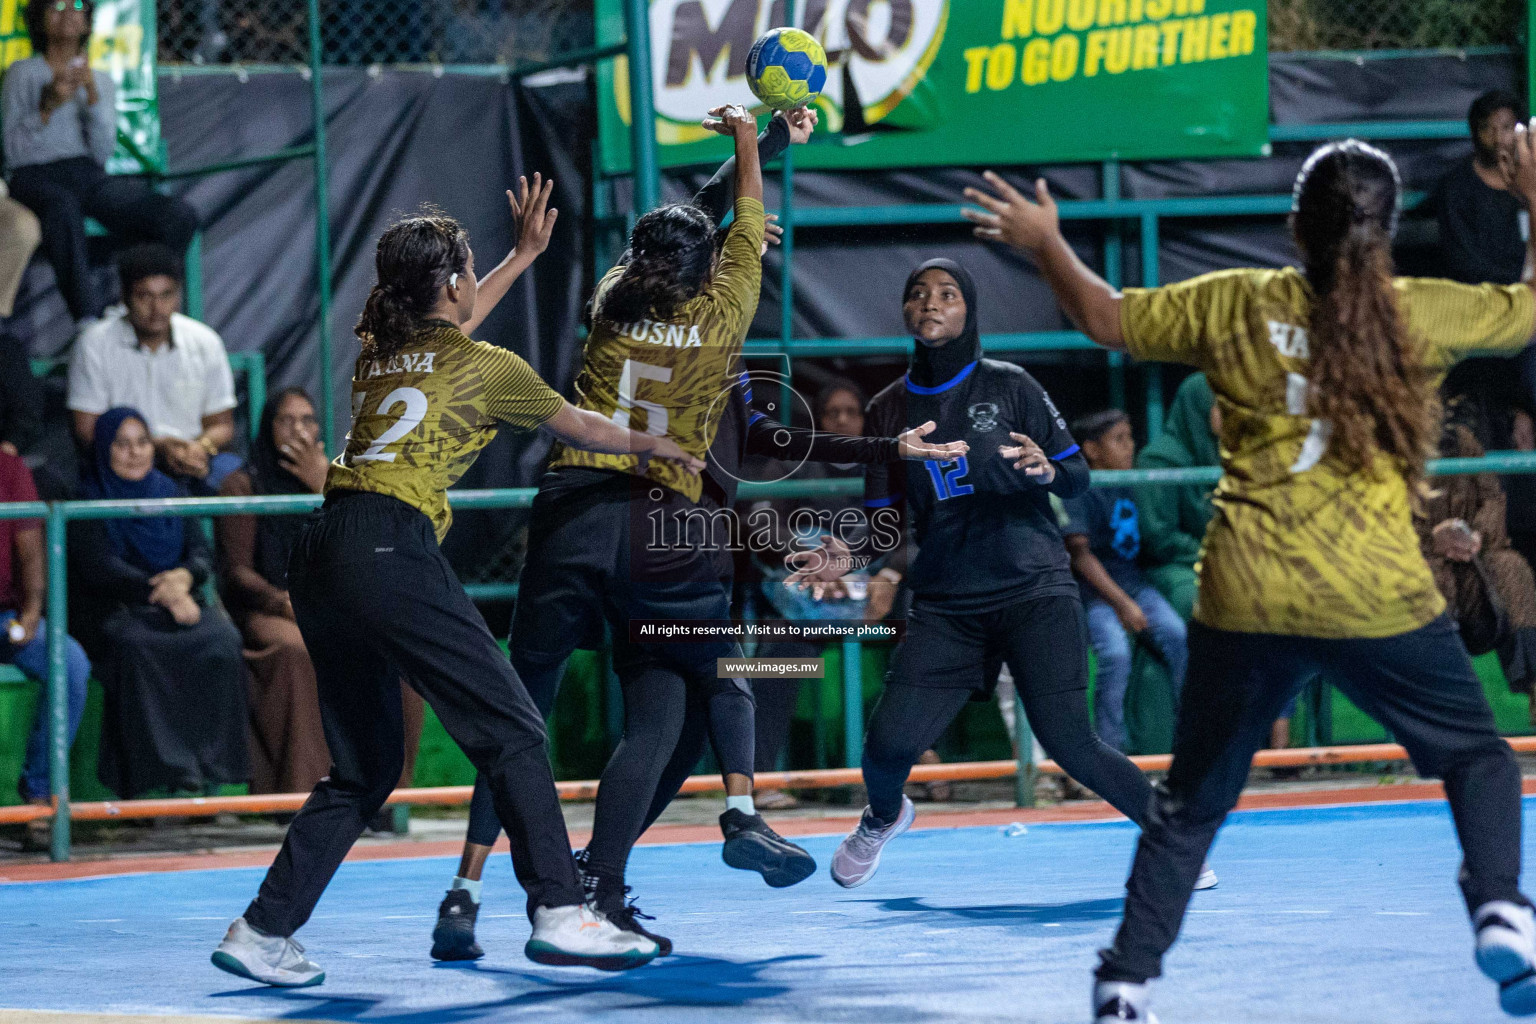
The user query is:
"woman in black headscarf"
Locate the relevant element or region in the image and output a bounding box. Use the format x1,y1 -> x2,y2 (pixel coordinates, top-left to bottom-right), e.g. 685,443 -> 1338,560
71,407 -> 248,798
217,387 -> 423,796
805,259 -> 1209,892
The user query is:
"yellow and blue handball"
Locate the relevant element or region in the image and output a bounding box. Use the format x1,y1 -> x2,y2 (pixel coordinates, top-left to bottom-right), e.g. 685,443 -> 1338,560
746,27 -> 828,111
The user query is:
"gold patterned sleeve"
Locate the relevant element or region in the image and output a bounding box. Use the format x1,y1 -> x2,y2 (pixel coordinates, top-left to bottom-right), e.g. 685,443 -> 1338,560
1120,268 -> 1254,368
476,342 -> 567,430
1398,278 -> 1536,369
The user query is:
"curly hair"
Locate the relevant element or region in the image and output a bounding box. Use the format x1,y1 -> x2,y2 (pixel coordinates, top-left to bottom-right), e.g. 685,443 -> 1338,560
1291,139 -> 1438,491
355,210 -> 469,361
599,203 -> 716,326
27,0 -> 95,53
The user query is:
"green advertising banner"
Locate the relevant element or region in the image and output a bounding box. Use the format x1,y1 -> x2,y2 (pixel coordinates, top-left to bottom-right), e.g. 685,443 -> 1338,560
596,0 -> 1269,175
2,0 -> 160,174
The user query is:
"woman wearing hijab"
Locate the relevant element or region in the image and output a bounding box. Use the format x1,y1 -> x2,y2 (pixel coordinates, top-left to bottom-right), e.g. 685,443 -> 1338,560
216,387 -> 424,796
804,260 -> 1212,891
71,407 -> 248,798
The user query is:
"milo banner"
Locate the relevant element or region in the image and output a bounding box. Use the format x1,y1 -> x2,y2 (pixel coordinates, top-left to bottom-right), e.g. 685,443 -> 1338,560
2,0 -> 160,174
596,0 -> 1268,174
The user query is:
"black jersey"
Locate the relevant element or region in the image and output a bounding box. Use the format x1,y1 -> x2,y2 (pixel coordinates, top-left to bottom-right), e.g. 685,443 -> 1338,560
864,358 -> 1089,613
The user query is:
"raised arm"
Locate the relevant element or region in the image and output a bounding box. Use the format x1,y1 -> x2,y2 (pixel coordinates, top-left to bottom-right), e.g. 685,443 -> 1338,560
963,173 -> 1125,350
461,174 -> 559,338
701,104 -> 764,207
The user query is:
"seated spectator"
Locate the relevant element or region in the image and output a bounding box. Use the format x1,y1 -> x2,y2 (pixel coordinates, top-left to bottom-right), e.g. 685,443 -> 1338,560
0,181 -> 41,319
217,387 -> 423,796
747,380 -> 880,809
1135,372 -> 1218,621
0,331 -> 45,461
70,407 -> 247,798
1061,410 -> 1187,753
67,245 -> 240,495
4,0 -> 197,327
0,447 -> 90,845
1416,406 -> 1536,708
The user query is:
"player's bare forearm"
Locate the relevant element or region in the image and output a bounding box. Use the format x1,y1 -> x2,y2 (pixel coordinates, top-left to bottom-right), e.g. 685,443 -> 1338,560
1036,234 -> 1126,351
542,403 -> 645,455
461,248 -> 534,337
732,116 -> 764,206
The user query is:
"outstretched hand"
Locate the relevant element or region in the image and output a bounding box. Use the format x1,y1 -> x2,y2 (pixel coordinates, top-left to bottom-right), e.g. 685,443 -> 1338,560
999,431 -> 1055,483
636,434 -> 707,476
778,106 -> 819,145
897,421 -> 969,461
702,104 -> 758,140
962,172 -> 1060,255
509,173 -> 559,259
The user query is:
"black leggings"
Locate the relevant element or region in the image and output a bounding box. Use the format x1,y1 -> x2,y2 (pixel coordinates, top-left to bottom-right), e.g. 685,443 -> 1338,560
1098,615 -> 1530,984
245,493 -> 583,934
862,595 -> 1152,826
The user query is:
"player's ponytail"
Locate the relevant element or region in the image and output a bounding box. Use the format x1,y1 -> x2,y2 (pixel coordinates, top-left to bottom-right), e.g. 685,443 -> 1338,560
357,210 -> 470,360
599,203 -> 716,326
1291,140 -> 1437,489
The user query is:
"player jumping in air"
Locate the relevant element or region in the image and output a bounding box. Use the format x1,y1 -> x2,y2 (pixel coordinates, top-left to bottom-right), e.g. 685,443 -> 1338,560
965,134 -> 1536,1021
211,177 -> 701,986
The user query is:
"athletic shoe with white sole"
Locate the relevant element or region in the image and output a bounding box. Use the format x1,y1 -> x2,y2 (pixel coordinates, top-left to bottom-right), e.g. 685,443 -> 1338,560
430,888 -> 484,962
720,808 -> 817,888
1475,900 -> 1536,1015
1194,863 -> 1218,891
1093,979 -> 1159,1023
595,884 -> 673,957
830,795 -> 916,888
211,917 -> 325,987
524,903 -> 658,971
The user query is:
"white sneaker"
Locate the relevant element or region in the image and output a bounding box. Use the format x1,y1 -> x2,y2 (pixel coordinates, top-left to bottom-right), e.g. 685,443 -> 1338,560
830,796 -> 915,888
1194,863 -> 1218,891
1475,901 -> 1536,1015
524,902 -> 658,971
1093,979 -> 1159,1023
211,917 -> 324,987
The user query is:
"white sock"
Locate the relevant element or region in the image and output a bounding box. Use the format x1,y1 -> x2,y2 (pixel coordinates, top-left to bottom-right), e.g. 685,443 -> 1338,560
451,876 -> 483,903
726,794 -> 755,816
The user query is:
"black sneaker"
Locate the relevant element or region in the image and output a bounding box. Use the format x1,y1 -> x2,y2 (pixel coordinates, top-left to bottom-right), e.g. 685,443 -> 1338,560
430,888 -> 484,961
573,848 -> 598,900
719,808 -> 817,888
594,882 -> 672,957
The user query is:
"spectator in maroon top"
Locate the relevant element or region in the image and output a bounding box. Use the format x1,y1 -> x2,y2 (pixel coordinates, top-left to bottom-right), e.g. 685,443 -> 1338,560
1,449 -> 91,844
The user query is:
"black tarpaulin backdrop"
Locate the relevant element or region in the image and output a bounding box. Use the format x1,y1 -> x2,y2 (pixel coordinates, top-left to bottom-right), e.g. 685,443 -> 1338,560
9,52 -> 1520,576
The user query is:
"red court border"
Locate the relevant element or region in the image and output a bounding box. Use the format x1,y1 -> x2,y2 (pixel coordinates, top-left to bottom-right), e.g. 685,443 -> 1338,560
4,777 -> 1529,885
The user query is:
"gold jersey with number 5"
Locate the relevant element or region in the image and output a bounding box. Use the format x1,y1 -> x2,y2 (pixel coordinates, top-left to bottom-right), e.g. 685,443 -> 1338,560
1122,267 -> 1535,639
325,319 -> 566,541
550,196 -> 766,502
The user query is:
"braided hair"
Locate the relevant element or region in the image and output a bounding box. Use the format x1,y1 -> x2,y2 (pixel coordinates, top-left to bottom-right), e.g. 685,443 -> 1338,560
599,203 -> 717,325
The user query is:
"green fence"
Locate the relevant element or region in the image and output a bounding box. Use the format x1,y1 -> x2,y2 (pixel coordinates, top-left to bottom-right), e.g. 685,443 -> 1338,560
17,451 -> 1536,861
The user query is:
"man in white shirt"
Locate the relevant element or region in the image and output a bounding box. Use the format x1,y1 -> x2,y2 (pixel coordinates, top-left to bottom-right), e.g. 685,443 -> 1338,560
68,244 -> 240,494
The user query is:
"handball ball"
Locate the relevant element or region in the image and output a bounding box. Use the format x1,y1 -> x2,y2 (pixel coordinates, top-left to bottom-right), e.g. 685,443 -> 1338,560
746,28 -> 828,111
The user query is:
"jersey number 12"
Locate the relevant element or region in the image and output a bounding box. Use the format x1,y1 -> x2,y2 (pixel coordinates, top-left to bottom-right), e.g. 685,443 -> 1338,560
924,457 -> 974,500
352,386 -> 428,463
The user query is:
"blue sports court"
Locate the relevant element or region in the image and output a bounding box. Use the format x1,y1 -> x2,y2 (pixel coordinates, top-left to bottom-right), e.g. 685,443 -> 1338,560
0,797 -> 1519,1024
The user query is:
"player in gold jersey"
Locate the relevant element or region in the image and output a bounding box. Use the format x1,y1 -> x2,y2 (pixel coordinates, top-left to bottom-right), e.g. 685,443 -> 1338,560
967,133 -> 1536,1021
213,179 -> 704,986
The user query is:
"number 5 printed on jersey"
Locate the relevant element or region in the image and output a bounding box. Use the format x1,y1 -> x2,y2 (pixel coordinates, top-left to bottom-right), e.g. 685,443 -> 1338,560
612,358 -> 672,437
352,386 -> 429,463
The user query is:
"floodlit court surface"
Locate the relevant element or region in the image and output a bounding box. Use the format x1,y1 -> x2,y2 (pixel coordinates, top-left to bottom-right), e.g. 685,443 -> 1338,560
1,792 -> 1528,1024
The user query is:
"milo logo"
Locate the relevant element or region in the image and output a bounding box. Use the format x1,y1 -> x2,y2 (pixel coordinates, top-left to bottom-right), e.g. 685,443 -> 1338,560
630,0 -> 950,139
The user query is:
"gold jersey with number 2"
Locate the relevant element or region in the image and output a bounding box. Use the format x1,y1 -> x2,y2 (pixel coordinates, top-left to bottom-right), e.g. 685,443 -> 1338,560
1122,267 -> 1535,639
551,196 -> 766,502
325,320 -> 565,541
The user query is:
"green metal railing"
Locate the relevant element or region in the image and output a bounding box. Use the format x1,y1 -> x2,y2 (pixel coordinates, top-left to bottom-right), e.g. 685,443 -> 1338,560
23,450 -> 1536,860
